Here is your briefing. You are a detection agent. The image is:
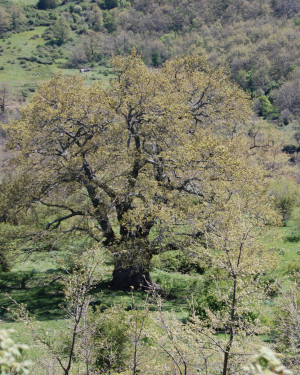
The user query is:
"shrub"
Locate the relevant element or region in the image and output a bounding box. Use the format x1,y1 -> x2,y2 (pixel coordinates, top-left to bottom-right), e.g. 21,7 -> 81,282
256,95 -> 274,118
104,0 -> 119,10
103,10 -> 116,32
285,210 -> 300,242
73,5 -> 82,14
93,308 -> 132,373
272,279 -> 300,372
0,329 -> 32,374
37,0 -> 59,10
270,180 -> 299,223
151,250 -> 205,274
151,50 -> 163,67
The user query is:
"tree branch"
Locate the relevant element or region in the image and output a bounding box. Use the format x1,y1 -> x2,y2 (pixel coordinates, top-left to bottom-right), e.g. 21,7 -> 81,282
46,211 -> 84,230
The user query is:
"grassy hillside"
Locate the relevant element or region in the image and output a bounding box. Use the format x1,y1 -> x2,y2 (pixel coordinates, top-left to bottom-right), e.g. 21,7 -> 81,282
0,27 -> 112,93
1,219 -> 299,320
0,0 -> 37,6
0,27 -> 49,86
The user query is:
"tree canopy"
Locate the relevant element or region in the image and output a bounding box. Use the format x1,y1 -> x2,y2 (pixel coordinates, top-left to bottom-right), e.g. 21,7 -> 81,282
2,53 -> 277,289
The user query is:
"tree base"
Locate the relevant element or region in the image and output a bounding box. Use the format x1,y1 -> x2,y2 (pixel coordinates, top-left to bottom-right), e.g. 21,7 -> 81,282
110,266 -> 159,291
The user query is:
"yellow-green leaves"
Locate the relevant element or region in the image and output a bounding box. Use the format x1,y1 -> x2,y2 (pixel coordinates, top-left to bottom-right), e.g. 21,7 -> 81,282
2,52 -> 283,289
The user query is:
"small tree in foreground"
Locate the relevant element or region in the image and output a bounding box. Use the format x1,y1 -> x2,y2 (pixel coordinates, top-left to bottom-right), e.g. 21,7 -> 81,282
185,190 -> 279,375
13,247 -> 105,375
274,275 -> 300,374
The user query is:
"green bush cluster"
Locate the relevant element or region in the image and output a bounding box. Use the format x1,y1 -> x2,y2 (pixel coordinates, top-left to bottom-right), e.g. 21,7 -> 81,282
151,250 -> 205,274
0,329 -> 32,374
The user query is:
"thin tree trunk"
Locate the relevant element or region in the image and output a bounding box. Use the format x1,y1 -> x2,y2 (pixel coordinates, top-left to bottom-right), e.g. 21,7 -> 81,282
222,276 -> 237,375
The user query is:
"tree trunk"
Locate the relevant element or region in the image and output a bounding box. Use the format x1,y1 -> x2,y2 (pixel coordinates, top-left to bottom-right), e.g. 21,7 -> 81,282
222,277 -> 237,375
110,240 -> 158,291
111,264 -> 154,290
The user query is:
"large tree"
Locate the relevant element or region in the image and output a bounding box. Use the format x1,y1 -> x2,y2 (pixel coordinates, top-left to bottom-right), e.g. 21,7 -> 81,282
1,53 -> 272,289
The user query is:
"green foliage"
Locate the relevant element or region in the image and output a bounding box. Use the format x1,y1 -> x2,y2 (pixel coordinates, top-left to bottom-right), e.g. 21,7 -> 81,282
0,7 -> 11,35
190,271 -> 230,319
0,220 -> 298,372
32,44 -> 58,64
0,5 -> 298,369
153,270 -> 202,300
236,69 -> 251,90
104,0 -> 119,10
257,96 -> 274,118
3,52 -> 259,290
93,308 -> 132,372
0,329 -> 32,374
151,250 -> 205,274
193,293 -> 226,320
267,80 -> 279,93
88,5 -> 103,31
151,50 -> 162,67
0,238 -> 11,272
0,223 -> 32,273
244,347 -> 293,374
271,180 -> 299,223
294,17 -> 300,26
103,10 -> 116,32
42,17 -> 71,45
0,0 -> 299,121
286,210 -> 300,242
273,278 -> 300,373
37,0 -> 59,10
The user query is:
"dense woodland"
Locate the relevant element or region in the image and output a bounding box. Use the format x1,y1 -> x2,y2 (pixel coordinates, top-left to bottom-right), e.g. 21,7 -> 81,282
0,0 -> 299,374
1,0 -> 300,121
1,0 -> 300,167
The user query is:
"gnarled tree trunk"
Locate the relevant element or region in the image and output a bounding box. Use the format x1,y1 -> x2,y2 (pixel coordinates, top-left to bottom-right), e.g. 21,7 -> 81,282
110,239 -> 156,290
111,264 -> 153,290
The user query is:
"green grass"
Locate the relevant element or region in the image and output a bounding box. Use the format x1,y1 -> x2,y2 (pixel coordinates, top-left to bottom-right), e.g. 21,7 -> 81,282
0,27 -> 49,87
0,319 -> 67,361
263,222 -> 300,278
0,218 -> 298,357
0,268 -> 65,321
0,253 -> 193,322
255,221 -> 300,336
1,222 -> 298,322
1,319 -> 66,346
0,0 -> 37,6
0,27 -> 113,96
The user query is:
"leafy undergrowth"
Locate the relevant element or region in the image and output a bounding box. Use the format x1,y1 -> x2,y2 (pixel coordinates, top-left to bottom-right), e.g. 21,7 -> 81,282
0,222 -> 298,354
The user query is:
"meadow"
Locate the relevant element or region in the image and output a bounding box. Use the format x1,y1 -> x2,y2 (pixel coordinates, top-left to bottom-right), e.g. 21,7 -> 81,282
0,219 -> 299,361
0,27 -> 112,101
